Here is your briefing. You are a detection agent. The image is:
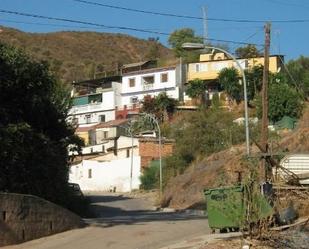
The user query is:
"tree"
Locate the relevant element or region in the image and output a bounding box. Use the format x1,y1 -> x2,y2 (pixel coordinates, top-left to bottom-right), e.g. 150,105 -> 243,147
235,44 -> 262,58
256,75 -> 304,122
145,37 -> 161,60
164,108 -> 246,176
218,67 -> 242,104
0,43 -> 82,206
285,56 -> 309,99
218,66 -> 264,104
141,93 -> 178,122
186,79 -> 207,106
246,65 -> 264,101
168,28 -> 203,61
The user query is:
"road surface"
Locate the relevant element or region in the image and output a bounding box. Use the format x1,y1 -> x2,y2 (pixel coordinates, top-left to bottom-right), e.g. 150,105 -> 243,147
4,193 -> 210,249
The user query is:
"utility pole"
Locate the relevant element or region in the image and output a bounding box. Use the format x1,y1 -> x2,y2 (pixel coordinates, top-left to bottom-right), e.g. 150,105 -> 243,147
260,22 -> 271,181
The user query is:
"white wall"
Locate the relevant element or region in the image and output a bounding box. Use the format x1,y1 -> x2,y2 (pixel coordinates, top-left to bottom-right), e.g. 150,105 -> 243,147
71,135 -> 139,156
69,157 -> 141,192
112,81 -> 122,107
94,147 -> 139,161
69,90 -> 116,125
121,68 -> 179,106
74,110 -> 115,125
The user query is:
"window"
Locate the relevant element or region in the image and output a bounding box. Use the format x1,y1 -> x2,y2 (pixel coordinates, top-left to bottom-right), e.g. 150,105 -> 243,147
130,96 -> 138,104
126,149 -> 130,158
129,78 -> 136,87
142,75 -> 155,84
88,169 -> 92,178
161,73 -> 168,83
85,114 -> 91,124
195,63 -> 200,72
72,118 -> 79,125
103,131 -> 108,139
99,115 -> 106,122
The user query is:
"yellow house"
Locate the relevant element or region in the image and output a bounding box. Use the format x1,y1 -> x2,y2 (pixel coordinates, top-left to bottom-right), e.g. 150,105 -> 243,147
187,53 -> 283,82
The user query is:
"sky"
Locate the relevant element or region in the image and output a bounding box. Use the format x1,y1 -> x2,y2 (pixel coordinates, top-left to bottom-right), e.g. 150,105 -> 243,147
0,0 -> 308,60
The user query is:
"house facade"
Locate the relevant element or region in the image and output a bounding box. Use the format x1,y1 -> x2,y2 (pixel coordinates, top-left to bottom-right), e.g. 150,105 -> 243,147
68,76 -> 122,126
186,53 -> 283,102
187,53 -> 283,81
121,66 -> 181,109
69,156 -> 141,192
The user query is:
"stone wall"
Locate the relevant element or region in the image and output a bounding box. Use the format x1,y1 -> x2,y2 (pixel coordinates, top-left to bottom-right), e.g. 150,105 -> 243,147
0,193 -> 84,246
139,138 -> 174,169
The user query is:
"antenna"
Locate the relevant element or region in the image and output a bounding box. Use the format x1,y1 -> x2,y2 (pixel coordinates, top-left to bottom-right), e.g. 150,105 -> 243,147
202,6 -> 208,44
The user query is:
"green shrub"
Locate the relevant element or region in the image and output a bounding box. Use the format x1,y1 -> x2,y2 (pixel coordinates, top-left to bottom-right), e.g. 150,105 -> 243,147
140,163 -> 159,190
211,93 -> 220,109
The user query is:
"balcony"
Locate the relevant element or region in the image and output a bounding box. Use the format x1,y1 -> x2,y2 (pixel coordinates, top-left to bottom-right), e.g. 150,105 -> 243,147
143,83 -> 154,91
70,102 -> 105,114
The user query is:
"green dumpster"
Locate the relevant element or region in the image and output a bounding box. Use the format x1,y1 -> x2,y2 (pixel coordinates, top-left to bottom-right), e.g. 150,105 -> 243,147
204,185 -> 245,231
204,185 -> 274,231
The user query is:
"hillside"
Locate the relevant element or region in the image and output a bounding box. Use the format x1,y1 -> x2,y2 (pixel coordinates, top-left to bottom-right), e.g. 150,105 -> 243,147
0,27 -> 175,83
161,103 -> 309,210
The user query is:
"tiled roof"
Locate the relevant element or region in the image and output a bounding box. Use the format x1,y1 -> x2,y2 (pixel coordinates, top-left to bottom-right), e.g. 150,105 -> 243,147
94,119 -> 128,129
76,125 -> 97,132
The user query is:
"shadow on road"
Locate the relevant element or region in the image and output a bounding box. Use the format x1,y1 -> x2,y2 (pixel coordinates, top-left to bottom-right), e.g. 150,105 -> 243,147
84,194 -> 207,228
88,194 -> 132,204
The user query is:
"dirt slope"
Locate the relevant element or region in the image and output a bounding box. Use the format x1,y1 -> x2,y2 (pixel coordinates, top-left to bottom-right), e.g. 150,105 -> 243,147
162,104 -> 309,209
0,26 -> 175,83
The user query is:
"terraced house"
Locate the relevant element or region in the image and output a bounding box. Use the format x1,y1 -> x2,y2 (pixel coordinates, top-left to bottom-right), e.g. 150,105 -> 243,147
186,52 -> 284,102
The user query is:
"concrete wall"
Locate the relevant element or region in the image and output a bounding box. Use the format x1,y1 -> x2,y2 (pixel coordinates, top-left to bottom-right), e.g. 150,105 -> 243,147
0,193 -> 83,247
69,157 -> 141,192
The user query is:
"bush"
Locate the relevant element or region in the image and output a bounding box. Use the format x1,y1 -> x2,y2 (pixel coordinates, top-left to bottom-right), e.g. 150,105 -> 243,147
163,108 -> 247,180
211,93 -> 220,109
140,162 -> 160,190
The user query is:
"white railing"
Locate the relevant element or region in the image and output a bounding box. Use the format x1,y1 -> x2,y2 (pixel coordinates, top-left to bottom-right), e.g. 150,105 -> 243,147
70,103 -> 105,114
143,83 -> 154,91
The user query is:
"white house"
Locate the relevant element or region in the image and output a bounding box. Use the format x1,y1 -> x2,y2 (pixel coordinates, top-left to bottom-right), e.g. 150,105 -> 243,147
68,76 -> 122,126
69,134 -> 141,192
121,66 -> 181,106
69,156 -> 141,192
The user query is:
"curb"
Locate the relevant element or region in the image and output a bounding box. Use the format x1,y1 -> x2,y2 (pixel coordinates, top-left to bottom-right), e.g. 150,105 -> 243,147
158,232 -> 242,249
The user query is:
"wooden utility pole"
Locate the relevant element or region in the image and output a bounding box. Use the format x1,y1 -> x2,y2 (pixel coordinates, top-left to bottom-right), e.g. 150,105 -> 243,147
261,22 -> 271,181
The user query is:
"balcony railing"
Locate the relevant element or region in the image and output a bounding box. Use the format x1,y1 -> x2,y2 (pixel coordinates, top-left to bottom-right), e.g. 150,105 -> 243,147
70,102 -> 105,114
143,83 -> 154,91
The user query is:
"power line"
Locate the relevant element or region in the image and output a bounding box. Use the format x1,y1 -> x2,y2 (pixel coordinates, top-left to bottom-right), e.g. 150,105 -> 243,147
0,18 -> 164,32
72,0 -> 309,23
230,27 -> 263,51
272,44 -> 305,97
0,9 -> 264,46
0,18 -> 105,30
0,9 -> 169,35
73,0 -> 202,20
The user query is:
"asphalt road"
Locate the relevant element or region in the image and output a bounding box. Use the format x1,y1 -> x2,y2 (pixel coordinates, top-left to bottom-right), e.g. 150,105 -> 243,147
4,193 -> 210,249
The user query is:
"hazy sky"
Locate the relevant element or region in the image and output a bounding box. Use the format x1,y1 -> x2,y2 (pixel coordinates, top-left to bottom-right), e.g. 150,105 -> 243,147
1,0 -> 309,60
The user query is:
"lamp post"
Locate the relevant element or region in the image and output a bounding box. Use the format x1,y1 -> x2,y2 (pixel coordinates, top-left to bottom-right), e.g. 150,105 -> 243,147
139,113 -> 163,198
182,42 -> 250,156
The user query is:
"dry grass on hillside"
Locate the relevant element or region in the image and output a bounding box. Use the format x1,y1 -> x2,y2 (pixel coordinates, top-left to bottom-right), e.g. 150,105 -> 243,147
162,103 -> 309,210
0,26 -> 175,83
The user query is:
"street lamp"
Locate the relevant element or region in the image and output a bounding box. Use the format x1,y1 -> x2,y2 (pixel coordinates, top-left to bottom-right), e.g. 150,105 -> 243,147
182,42 -> 250,156
139,113 -> 163,198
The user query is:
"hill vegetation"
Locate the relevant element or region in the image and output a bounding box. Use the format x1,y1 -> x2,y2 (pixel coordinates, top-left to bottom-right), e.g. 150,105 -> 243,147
0,26 -> 175,84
